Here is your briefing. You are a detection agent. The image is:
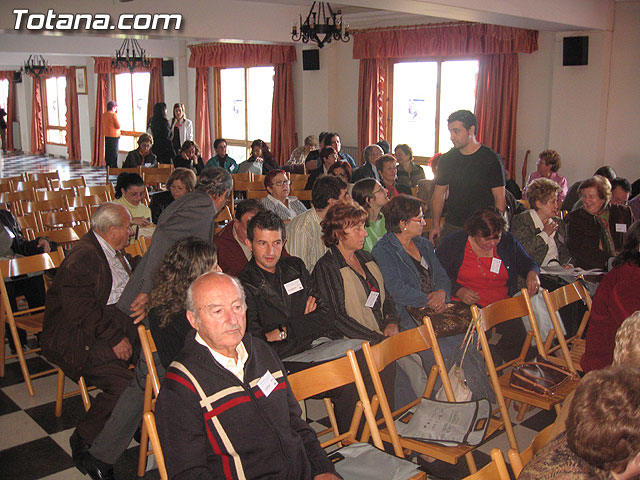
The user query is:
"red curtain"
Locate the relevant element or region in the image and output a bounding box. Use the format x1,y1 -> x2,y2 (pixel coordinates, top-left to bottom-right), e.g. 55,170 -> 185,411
91,73 -> 108,166
30,76 -> 45,155
65,67 -> 81,162
475,54 -> 519,173
92,57 -> 162,167
357,59 -> 391,161
188,42 -> 297,163
0,71 -> 16,151
195,68 -> 212,161
271,63 -> 295,166
147,58 -> 164,126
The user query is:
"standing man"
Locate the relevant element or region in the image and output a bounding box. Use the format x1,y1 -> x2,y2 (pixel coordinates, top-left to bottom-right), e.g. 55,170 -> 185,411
41,203 -> 137,479
287,175 -> 349,271
0,106 -> 7,153
206,137 -> 238,173
429,110 -> 506,243
155,272 -> 340,479
351,144 -> 384,183
103,101 -> 121,168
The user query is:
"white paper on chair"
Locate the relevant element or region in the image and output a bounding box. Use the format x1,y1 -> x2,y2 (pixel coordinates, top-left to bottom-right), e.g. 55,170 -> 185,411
394,397 -> 490,446
331,443 -> 422,480
282,338 -> 363,363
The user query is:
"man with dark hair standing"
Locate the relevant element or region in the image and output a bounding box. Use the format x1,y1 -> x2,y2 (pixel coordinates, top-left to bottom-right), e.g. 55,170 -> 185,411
429,109 -> 506,244
287,175 -> 349,271
103,101 -> 120,168
214,198 -> 265,276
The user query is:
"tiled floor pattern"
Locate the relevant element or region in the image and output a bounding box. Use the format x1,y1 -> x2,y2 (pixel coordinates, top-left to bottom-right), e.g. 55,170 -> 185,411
0,152 -> 556,479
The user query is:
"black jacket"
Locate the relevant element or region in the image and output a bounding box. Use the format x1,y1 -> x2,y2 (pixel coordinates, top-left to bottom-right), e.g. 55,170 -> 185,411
239,256 -> 334,358
0,209 -> 47,256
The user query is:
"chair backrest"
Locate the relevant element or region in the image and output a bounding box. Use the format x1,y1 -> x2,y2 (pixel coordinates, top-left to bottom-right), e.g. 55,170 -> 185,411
80,184 -> 116,201
34,228 -> 81,250
107,166 -> 141,185
246,190 -> 268,199
542,278 -> 592,339
213,206 -> 233,233
462,449 -> 510,480
0,247 -> 65,279
15,213 -> 40,238
13,179 -> 51,191
232,172 -> 253,183
291,190 -> 312,202
60,177 -> 87,190
137,325 -> 161,398
138,236 -> 151,254
143,171 -> 171,189
288,349 -> 385,450
38,207 -> 90,230
508,423 -> 554,478
125,242 -> 143,258
143,412 -> 168,480
0,183 -> 13,193
27,171 -> 60,185
23,198 -> 69,215
0,174 -> 26,185
67,195 -> 106,210
35,189 -> 77,201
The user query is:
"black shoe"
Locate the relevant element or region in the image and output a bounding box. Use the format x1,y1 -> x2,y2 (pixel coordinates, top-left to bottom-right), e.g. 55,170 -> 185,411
79,451 -> 115,480
69,429 -> 90,474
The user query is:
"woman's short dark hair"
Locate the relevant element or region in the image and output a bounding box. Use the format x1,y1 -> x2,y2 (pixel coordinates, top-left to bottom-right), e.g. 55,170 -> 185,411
263,169 -> 286,189
464,207 -> 507,237
213,138 -> 226,149
351,178 -> 379,212
179,140 -> 196,153
319,146 -> 336,161
166,168 -> 196,192
375,154 -> 396,173
137,133 -> 153,146
115,173 -> 144,198
321,201 -> 368,248
613,220 -> 640,267
382,195 -> 425,234
394,144 -> 413,160
567,365 -> 640,473
235,198 -> 264,221
327,160 -> 352,183
539,150 -> 562,172
579,175 -> 612,203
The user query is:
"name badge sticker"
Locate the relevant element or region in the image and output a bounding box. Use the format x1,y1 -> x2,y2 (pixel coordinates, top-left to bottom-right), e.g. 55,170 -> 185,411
284,278 -> 304,295
365,291 -> 380,308
257,370 -> 278,397
616,223 -> 627,233
490,257 -> 502,274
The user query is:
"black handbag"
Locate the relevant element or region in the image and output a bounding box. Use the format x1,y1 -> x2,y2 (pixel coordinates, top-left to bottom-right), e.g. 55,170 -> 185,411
509,356 -> 577,396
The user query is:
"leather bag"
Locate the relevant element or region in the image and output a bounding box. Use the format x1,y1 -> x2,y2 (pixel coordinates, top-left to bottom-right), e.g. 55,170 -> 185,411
509,356 -> 576,396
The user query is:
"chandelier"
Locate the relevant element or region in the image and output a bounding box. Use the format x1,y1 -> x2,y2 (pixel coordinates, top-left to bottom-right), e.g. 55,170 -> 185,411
112,38 -> 151,72
291,2 -> 350,48
22,54 -> 51,78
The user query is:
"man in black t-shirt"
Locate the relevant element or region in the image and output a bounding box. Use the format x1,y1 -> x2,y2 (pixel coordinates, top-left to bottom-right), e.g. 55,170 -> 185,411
429,110 -> 506,244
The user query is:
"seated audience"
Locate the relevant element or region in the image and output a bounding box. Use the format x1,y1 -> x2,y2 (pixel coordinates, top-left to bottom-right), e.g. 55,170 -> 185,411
239,211 -> 329,359
122,133 -> 157,167
173,140 -> 205,174
394,144 -> 425,188
512,177 -> 571,268
237,139 -> 277,174
610,177 -> 632,206
149,168 -> 197,224
519,365 -> 640,480
523,149 -> 568,204
260,169 -> 307,221
304,146 -> 338,190
117,167 -> 232,321
352,178 -> 389,252
566,175 -> 633,270
288,134 -> 318,166
581,221 -> 640,373
287,175 -> 349,272
205,137 -> 238,173
41,203 -> 137,479
305,132 -> 356,170
114,173 -> 151,230
562,165 -> 616,211
437,207 -> 540,362
155,272 -> 340,480
377,154 -> 411,198
351,144 -> 384,183
327,160 -> 352,184
213,199 -> 265,277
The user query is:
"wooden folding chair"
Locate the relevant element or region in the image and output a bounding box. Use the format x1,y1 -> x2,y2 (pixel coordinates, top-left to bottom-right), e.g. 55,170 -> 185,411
59,177 -> 87,191
541,278 -> 592,373
124,242 -> 143,258
106,166 -> 141,185
137,237 -> 150,255
27,171 -> 60,188
67,194 -> 108,211
0,183 -> 13,194
79,184 -> 116,201
292,189 -> 312,202
1,190 -> 36,216
246,190 -> 268,199
232,172 -> 253,182
288,349 -> 426,480
35,189 -> 76,201
508,423 -> 555,478
461,449 -> 510,480
361,318 -> 508,473
143,171 -> 171,191
0,174 -> 26,185
0,248 -> 65,396
23,198 -> 68,215
55,372 -> 93,417
38,207 -> 90,231
13,179 -> 52,192
213,206 -> 233,234
471,289 -> 580,426
143,412 -> 168,480
15,213 -> 40,240
137,325 -> 162,477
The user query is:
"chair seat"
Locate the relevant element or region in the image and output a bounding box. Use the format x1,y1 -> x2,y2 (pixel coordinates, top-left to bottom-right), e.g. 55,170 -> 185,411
13,310 -> 45,334
332,443 -> 425,480
498,370 -> 580,410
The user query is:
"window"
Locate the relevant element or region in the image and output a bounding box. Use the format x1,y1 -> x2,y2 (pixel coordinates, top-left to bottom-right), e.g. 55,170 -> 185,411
44,76 -> 67,145
391,59 -> 478,158
113,72 -> 150,152
219,66 -> 274,163
0,79 -> 8,111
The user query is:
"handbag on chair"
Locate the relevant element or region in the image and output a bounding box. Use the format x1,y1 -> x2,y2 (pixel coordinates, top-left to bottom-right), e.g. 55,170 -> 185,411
509,356 -> 577,396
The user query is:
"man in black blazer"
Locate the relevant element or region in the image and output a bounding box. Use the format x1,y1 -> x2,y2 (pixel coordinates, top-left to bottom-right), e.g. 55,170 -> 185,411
351,144 -> 384,183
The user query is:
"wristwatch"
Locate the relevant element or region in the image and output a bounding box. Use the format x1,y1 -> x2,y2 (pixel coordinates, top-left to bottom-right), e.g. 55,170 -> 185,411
279,330 -> 287,340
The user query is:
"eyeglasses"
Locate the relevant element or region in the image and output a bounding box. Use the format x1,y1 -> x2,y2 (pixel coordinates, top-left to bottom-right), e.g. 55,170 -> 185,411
332,172 -> 347,178
271,180 -> 290,187
410,217 -> 425,224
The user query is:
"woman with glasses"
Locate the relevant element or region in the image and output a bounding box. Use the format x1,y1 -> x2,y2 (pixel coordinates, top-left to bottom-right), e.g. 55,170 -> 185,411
328,160 -> 352,184
259,169 -> 307,221
114,173 -> 151,230
149,168 -> 197,224
352,178 -> 389,252
123,133 -> 157,167
437,207 -> 540,362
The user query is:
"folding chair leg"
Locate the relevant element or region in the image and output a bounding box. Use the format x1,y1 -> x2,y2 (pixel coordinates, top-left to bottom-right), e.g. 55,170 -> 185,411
464,451 -> 478,474
78,376 -> 92,412
55,369 -> 65,417
7,320 -> 34,396
517,403 -> 530,422
137,421 -> 149,477
0,318 -> 5,377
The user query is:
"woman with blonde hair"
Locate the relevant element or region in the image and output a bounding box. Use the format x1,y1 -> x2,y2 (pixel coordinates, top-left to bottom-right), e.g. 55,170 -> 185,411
170,102 -> 193,153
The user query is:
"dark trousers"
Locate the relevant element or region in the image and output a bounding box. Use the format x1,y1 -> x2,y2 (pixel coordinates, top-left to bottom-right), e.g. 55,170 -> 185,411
78,358 -> 133,444
104,136 -> 119,168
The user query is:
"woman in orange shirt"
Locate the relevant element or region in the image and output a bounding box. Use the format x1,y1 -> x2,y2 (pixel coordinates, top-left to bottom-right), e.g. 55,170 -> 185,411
102,101 -> 120,168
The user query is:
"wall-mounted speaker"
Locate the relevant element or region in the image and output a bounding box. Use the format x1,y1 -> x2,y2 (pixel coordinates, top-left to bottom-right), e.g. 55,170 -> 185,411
162,59 -> 174,77
302,49 -> 320,71
13,71 -> 22,83
563,36 -> 589,66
